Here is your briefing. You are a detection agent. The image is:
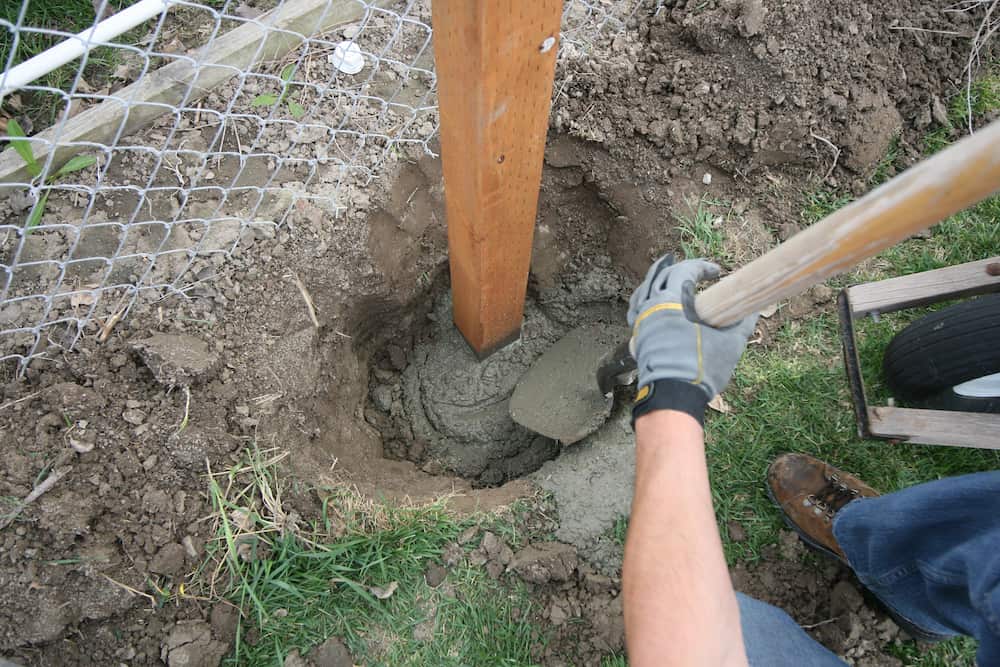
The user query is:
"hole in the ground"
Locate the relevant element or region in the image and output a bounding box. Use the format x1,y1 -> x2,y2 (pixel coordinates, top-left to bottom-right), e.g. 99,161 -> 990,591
361,176 -> 637,486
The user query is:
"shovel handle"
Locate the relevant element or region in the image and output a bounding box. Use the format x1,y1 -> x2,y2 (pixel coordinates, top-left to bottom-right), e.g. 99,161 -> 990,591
694,118 -> 1000,328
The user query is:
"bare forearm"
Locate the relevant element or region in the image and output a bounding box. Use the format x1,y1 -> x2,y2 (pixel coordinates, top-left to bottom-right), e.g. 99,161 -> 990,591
623,410 -> 747,667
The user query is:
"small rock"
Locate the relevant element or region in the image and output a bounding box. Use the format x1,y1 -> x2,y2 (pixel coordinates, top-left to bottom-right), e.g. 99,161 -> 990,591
132,333 -> 220,386
777,222 -> 801,241
51,382 -> 106,412
485,560 -> 505,579
548,602 -> 568,625
122,408 -> 146,425
161,621 -> 228,667
830,580 -> 864,617
386,344 -> 407,371
150,543 -> 186,577
308,635 -> 354,667
9,188 -> 36,213
373,368 -> 396,383
583,572 -> 615,595
457,526 -> 479,545
69,437 -> 95,453
482,531 -> 513,565
931,95 -> 949,126
875,616 -> 900,642
210,602 -> 239,643
778,530 -> 802,560
407,439 -> 426,460
809,284 -> 835,304
737,0 -> 765,37
424,562 -> 447,588
247,220 -> 277,241
510,542 -> 578,584
441,542 -> 464,568
283,650 -> 308,667
726,520 -> 747,543
702,172 -> 712,185
182,535 -> 200,559
371,385 -> 393,413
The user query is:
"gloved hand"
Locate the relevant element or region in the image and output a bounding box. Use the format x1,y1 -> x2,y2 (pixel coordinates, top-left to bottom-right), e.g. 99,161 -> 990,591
628,255 -> 758,426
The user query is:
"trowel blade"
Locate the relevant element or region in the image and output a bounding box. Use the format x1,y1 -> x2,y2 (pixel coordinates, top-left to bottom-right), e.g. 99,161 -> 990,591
510,324 -> 631,444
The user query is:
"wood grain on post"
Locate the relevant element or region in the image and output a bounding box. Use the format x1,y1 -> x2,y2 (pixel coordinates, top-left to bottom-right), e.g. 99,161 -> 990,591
433,0 -> 562,357
695,118 -> 1000,327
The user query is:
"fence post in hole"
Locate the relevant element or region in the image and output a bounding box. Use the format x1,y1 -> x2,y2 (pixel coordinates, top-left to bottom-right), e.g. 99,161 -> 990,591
432,0 -> 562,358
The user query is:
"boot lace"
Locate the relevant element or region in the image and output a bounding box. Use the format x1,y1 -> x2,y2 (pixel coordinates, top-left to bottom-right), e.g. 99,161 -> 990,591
803,473 -> 859,522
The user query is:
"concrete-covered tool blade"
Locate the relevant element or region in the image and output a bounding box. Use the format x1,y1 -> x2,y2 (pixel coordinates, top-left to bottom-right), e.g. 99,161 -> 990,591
510,323 -> 630,444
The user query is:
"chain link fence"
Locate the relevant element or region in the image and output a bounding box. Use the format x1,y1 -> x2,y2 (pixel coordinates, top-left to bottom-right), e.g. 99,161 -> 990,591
0,0 -> 640,372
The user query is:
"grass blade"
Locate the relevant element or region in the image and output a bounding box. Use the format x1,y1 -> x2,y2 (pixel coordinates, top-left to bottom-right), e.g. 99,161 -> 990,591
24,191 -> 49,233
251,93 -> 279,107
266,578 -> 306,600
52,155 -> 96,180
7,119 -> 41,179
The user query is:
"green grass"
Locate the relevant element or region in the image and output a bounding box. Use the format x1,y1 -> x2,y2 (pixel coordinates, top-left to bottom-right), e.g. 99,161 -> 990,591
675,195 -> 728,261
610,515 -> 628,547
889,636 -> 979,667
200,447 -> 544,667
925,65 -> 1000,153
0,0 -> 133,125
800,188 -> 852,225
867,134 -> 903,187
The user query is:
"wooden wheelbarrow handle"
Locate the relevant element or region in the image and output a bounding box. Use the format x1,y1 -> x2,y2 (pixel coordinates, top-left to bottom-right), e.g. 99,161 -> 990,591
695,118 -> 1000,327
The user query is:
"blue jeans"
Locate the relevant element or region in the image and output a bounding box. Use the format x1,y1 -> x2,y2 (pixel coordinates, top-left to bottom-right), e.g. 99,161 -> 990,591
740,470 -> 1000,666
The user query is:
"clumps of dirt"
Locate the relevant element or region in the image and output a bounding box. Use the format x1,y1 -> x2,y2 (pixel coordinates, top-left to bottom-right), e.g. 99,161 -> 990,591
732,530 -> 909,666
432,520 -> 625,667
555,0 -> 992,191
131,333 -> 221,386
456,529 -> 913,666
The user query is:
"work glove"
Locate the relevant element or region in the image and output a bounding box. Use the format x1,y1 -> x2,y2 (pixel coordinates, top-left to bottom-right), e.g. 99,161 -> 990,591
627,255 -> 758,426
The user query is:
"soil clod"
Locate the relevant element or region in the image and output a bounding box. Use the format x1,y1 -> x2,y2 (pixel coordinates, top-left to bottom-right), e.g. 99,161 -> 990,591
132,333 -> 220,386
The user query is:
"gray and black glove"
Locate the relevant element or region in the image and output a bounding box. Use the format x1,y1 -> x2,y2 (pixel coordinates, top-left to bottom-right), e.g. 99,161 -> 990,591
627,255 -> 758,426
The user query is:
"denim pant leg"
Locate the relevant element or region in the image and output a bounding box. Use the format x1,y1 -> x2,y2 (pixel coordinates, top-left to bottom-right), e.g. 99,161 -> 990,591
737,593 -> 847,666
833,470 -> 1000,665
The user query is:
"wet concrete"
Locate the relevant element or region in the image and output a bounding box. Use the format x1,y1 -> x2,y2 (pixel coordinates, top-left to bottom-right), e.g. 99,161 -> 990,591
531,405 -> 636,574
401,295 -> 563,485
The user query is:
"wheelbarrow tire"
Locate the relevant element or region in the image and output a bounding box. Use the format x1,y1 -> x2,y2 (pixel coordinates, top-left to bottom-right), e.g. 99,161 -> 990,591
882,294 -> 1000,410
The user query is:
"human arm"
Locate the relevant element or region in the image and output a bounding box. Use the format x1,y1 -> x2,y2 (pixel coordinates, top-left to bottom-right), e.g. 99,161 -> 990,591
624,410 -> 747,666
621,257 -> 757,666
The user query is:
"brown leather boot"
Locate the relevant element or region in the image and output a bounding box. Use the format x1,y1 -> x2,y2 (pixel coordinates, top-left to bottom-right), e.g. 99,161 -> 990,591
766,453 -> 879,563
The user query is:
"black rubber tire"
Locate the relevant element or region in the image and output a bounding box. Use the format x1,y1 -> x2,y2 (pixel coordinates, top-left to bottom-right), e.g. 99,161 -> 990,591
882,294 -> 1000,409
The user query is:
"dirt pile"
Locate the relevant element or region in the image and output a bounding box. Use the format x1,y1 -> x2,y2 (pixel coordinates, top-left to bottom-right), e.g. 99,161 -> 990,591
556,0 -> 988,186
499,531 -> 912,667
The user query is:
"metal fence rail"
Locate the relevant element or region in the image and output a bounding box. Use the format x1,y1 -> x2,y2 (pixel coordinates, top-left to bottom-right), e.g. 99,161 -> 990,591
0,0 -> 639,372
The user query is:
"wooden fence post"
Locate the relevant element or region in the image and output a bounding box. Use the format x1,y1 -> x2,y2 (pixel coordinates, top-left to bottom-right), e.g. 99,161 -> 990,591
432,0 -> 563,357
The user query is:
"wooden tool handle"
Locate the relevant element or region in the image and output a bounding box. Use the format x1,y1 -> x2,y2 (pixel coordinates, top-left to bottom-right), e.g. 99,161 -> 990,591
694,118 -> 1000,327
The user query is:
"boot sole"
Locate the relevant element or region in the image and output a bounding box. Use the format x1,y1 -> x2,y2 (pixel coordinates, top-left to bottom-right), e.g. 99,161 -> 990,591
764,483 -> 950,644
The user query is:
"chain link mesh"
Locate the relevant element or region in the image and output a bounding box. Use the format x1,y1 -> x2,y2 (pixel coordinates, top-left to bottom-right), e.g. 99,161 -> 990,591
0,0 -> 640,372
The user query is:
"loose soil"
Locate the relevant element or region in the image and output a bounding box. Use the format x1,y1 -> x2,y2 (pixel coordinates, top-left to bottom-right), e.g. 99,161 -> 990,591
1,0 -> 993,663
